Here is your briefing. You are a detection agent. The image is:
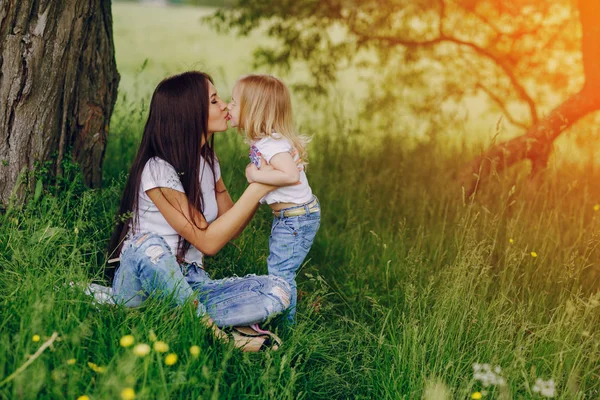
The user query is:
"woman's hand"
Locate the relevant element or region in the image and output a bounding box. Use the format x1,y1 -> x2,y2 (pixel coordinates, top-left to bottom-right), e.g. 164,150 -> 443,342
245,157 -> 274,184
245,163 -> 258,183
290,149 -> 304,171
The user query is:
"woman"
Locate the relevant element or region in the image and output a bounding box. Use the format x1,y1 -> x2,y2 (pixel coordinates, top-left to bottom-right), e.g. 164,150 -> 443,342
107,71 -> 291,351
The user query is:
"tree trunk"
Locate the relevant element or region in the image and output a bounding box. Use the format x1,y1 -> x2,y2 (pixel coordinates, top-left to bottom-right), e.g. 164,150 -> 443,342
0,0 -> 119,205
460,0 -> 600,196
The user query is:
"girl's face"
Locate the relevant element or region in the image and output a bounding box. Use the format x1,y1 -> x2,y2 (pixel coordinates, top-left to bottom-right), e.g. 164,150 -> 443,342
207,81 -> 229,134
226,84 -> 241,128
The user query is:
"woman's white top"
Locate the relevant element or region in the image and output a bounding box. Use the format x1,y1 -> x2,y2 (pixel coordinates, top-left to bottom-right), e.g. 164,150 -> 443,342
253,134 -> 313,205
124,156 -> 220,265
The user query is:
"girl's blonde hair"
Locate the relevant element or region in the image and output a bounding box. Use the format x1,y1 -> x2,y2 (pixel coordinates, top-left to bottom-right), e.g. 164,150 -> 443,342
235,74 -> 309,163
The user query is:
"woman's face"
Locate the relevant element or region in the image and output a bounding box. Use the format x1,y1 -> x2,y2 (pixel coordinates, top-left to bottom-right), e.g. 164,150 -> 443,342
226,83 -> 241,128
207,81 -> 229,134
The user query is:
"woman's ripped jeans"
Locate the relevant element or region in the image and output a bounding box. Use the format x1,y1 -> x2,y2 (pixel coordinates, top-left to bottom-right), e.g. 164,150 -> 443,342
113,232 -> 291,327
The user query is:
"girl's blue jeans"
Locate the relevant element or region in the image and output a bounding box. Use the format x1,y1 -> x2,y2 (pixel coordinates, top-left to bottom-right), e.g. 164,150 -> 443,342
113,232 -> 291,327
268,197 -> 321,322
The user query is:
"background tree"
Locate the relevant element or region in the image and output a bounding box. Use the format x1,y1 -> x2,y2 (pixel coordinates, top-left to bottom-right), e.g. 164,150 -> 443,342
208,0 -> 599,194
0,0 -> 119,205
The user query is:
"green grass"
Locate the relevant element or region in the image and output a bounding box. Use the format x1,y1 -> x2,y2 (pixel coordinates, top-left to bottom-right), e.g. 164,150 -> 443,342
4,110 -> 600,398
3,3 -> 600,399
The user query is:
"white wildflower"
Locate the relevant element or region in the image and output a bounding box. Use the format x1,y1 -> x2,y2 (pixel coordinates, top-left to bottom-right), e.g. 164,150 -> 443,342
532,378 -> 556,398
472,363 -> 506,387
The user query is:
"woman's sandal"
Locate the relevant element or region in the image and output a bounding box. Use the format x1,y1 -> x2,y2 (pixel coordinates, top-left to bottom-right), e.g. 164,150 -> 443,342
248,324 -> 283,347
238,325 -> 282,349
230,325 -> 282,352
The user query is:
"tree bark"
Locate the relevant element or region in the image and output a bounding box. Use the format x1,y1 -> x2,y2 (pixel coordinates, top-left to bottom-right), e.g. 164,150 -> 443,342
460,0 -> 600,196
0,0 -> 119,205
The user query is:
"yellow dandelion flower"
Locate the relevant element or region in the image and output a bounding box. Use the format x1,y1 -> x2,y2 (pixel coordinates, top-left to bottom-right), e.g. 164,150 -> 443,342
164,353 -> 178,366
132,343 -> 151,357
509,238 -> 514,244
66,358 -> 76,365
76,396 -> 90,400
531,251 -> 538,258
120,335 -> 135,348
190,345 -> 200,358
148,330 -> 157,342
121,387 -> 135,400
153,341 -> 169,353
87,362 -> 106,374
594,204 -> 600,211
32,335 -> 40,342
471,392 -> 482,400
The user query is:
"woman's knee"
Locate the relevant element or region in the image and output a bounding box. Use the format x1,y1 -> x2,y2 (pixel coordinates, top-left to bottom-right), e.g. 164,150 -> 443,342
122,233 -> 172,266
268,276 -> 292,310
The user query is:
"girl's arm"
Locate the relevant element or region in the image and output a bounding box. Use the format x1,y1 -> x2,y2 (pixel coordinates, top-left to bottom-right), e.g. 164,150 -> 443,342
146,182 -> 273,256
246,152 -> 300,186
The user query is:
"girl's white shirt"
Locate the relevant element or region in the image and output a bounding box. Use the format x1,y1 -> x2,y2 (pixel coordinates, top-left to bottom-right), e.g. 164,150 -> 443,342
123,156 -> 220,265
253,133 -> 313,205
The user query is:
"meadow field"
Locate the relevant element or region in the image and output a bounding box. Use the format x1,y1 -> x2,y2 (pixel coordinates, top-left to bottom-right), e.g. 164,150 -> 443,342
2,3 -> 600,399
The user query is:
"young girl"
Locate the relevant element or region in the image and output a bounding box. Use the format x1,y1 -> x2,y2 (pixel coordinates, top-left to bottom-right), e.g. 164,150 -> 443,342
227,74 -> 321,322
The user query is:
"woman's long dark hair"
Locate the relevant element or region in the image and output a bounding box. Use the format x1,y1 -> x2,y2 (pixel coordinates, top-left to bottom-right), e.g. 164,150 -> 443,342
106,71 -> 218,281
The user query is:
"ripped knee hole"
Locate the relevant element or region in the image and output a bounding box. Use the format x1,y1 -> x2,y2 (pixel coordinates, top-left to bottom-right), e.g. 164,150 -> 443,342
145,245 -> 165,265
272,285 -> 291,309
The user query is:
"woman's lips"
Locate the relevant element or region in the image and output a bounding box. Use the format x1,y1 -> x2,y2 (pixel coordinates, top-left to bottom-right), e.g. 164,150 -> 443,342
225,113 -> 231,121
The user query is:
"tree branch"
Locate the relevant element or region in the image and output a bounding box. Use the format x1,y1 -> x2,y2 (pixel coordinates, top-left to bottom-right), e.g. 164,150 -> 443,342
475,83 -> 529,130
354,29 -> 539,125
461,88 -> 598,194
460,0 -> 600,196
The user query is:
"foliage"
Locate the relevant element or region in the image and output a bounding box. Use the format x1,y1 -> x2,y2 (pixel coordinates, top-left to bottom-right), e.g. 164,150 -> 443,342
207,0 -> 582,129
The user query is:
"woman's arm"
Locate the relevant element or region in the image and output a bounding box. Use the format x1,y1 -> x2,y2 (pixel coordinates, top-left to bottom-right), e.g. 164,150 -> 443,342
147,182 -> 272,256
215,178 -> 234,217
215,177 -> 256,239
246,152 -> 300,186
